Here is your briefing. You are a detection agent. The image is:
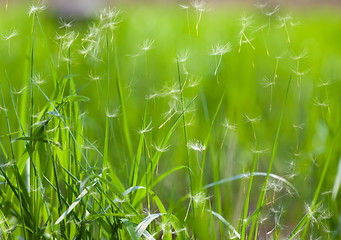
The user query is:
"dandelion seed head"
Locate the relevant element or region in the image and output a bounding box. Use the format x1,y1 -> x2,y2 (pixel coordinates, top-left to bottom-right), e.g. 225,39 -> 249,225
244,113 -> 261,123
58,18 -> 73,29
139,121 -> 153,134
100,7 -> 121,31
179,4 -> 189,9
265,5 -> 280,17
317,79 -> 331,88
58,31 -> 79,50
293,123 -> 304,129
152,143 -> 171,153
188,140 -> 205,152
191,0 -> 207,12
187,76 -> 201,88
277,14 -> 293,27
251,148 -> 268,154
262,77 -> 275,88
139,38 -> 155,52
292,68 -> 311,76
191,192 -> 209,207
0,28 -> 19,41
177,49 -> 189,63
211,42 -> 232,56
32,74 -> 46,85
222,118 -> 237,132
106,108 -> 120,118
29,0 -> 47,16
313,97 -> 329,108
292,48 -> 308,61
13,86 -> 27,95
88,74 -> 101,82
240,15 -> 254,29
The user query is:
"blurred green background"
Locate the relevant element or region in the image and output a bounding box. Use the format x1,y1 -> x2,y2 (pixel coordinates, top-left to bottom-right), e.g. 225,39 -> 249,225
1,0 -> 341,238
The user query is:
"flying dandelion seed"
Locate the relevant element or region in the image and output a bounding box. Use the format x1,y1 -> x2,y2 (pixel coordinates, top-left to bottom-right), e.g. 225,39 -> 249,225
278,14 -> 293,43
1,29 -> 19,41
187,140 -> 205,152
152,143 -> 171,153
239,15 -> 255,52
105,108 -> 120,118
139,121 -> 153,134
32,74 -> 46,85
57,31 -> 79,50
139,38 -> 155,52
28,0 -> 47,16
191,0 -> 208,36
1,28 -> 19,55
58,18 -> 73,29
211,42 -> 232,81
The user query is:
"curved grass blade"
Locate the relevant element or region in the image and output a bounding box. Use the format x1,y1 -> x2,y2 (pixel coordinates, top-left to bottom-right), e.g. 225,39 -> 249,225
135,213 -> 164,239
206,209 -> 240,239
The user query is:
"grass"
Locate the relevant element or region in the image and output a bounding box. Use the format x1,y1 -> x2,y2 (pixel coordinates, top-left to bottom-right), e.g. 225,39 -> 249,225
0,1 -> 341,239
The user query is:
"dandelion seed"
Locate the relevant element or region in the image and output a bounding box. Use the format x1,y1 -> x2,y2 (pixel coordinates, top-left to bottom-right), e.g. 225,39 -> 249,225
28,0 -> 47,16
145,90 -> 160,100
139,121 -> 153,134
293,123 -> 304,129
244,113 -> 261,123
192,192 -> 208,206
239,16 -> 255,52
100,8 -> 121,32
313,98 -> 329,108
179,4 -> 189,9
177,49 -> 190,63
292,48 -> 308,60
88,74 -> 101,82
152,143 -> 171,153
222,118 -> 237,131
317,79 -> 331,88
80,23 -> 102,58
187,140 -> 205,152
187,76 -> 201,88
285,160 -> 298,179
139,38 -> 155,52
265,5 -> 280,17
57,31 -> 79,50
1,28 -> 19,55
191,0 -> 208,36
161,83 -> 181,97
251,148 -> 268,154
58,18 -> 73,29
211,41 -> 231,80
0,28 -> 18,41
106,108 -> 120,118
262,77 -> 276,88
221,118 -> 237,148
278,14 -> 293,43
244,113 -> 260,140
255,2 -> 268,9
191,0 -> 206,12
292,68 -> 311,76
32,74 -> 46,85
13,86 -> 27,95
211,42 -> 232,56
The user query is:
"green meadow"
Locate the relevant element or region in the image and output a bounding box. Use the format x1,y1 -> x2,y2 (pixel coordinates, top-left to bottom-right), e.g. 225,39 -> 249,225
0,1 -> 341,239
